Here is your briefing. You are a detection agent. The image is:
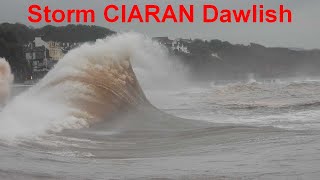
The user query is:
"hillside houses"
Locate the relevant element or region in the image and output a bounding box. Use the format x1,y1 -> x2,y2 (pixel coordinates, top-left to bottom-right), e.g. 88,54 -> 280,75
48,41 -> 65,61
24,39 -> 51,80
152,37 -> 191,54
48,41 -> 80,61
24,37 -> 81,80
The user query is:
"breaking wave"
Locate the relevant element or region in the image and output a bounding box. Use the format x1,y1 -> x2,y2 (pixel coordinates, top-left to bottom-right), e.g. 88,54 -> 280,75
0,58 -> 13,107
0,33 -> 187,139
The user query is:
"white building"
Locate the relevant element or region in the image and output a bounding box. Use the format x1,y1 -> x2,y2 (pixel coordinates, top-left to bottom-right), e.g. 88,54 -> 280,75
172,39 -> 191,54
34,37 -> 49,49
24,37 -> 81,80
34,37 -> 65,61
48,41 -> 64,61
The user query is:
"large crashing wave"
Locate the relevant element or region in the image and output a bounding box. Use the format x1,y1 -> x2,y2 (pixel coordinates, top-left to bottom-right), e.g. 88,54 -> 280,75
0,58 -> 13,107
0,33 -> 186,139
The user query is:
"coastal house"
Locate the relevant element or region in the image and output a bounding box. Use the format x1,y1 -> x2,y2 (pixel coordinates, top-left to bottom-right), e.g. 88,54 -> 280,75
24,42 -> 50,80
24,37 -> 59,80
48,41 -> 64,61
152,37 -> 173,47
172,39 -> 190,54
47,41 -> 82,61
153,37 -> 191,54
34,37 -> 49,49
23,37 -> 81,80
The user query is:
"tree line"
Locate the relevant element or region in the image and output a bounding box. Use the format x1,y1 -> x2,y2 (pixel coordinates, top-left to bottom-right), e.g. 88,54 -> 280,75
0,23 -> 115,82
1,23 -> 319,82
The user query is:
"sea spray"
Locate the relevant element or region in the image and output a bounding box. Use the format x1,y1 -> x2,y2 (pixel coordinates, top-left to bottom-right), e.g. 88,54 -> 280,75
0,58 -> 13,107
0,33 -> 188,139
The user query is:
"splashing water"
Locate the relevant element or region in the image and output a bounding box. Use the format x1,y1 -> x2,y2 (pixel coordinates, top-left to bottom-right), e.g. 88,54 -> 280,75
0,58 -> 13,107
0,33 -> 187,139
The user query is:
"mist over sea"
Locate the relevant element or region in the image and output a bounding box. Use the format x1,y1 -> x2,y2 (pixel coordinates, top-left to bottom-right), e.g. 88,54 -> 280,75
0,33 -> 320,179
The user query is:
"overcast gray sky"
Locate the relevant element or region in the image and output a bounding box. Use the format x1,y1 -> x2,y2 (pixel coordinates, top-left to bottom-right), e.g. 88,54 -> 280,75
0,0 -> 319,49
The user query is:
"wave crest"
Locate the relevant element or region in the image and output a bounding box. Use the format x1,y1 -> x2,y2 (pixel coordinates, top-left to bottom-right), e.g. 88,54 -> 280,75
0,33 -> 175,138
0,58 -> 13,107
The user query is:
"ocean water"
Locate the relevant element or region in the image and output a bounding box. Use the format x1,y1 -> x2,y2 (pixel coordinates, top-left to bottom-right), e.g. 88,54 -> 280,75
0,34 -> 320,179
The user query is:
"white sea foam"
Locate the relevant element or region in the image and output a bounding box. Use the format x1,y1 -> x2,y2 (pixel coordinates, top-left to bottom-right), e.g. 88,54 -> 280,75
0,58 -> 13,107
0,33 -> 187,139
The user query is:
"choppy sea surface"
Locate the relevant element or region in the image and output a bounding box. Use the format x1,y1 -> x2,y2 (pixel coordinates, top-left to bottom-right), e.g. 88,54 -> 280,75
1,79 -> 320,180
1,33 -> 320,180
